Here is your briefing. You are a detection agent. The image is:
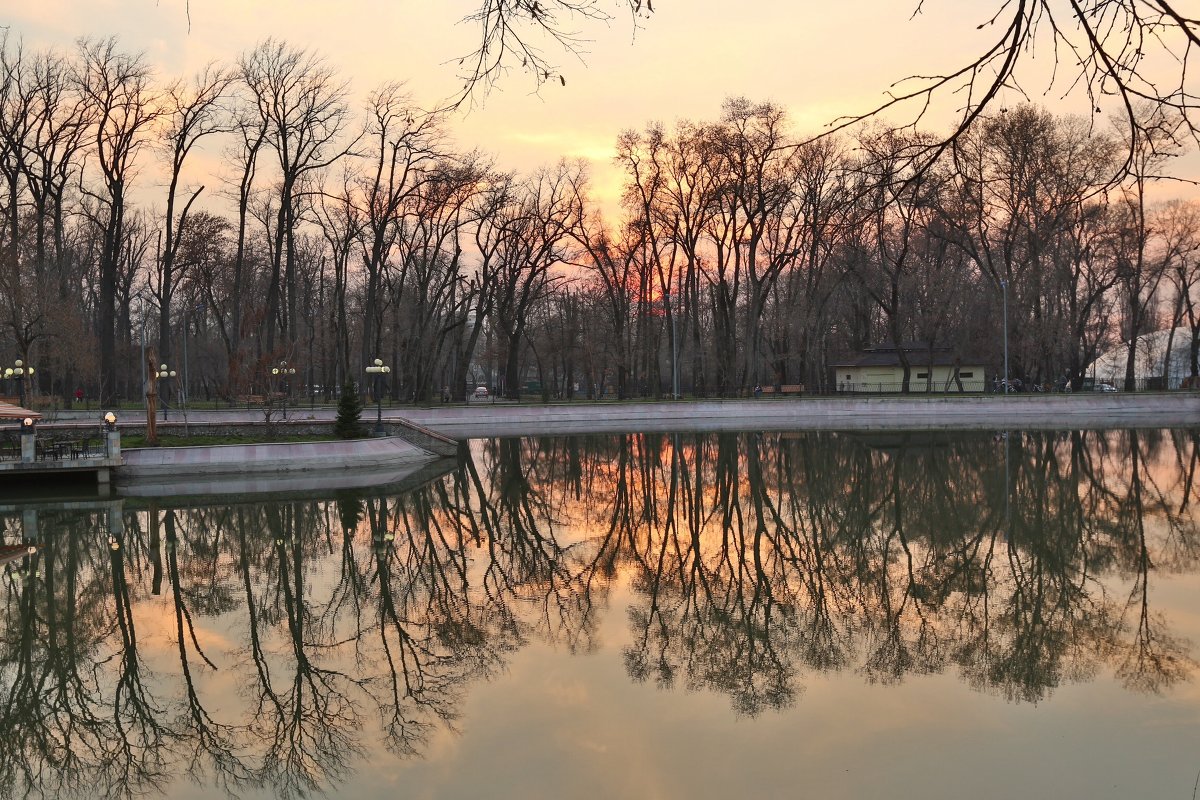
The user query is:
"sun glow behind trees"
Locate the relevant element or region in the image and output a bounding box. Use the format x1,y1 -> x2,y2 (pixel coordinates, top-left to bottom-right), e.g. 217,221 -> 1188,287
0,3 -> 1198,402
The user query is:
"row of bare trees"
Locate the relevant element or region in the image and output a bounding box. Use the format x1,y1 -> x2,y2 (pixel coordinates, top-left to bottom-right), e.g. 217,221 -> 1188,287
1,35 -> 1198,405
596,100 -> 1200,396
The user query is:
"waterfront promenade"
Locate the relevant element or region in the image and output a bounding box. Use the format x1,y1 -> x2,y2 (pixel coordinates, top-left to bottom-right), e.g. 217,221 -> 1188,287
41,393 -> 1200,439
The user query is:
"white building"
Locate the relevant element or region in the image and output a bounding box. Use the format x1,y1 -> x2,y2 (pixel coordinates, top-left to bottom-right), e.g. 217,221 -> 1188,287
832,343 -> 987,393
1091,327 -> 1199,390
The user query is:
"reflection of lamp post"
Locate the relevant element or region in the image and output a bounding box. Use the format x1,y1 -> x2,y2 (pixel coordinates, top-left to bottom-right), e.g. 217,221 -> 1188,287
4,360 -> 35,408
156,363 -> 176,419
271,360 -> 297,419
365,358 -> 391,436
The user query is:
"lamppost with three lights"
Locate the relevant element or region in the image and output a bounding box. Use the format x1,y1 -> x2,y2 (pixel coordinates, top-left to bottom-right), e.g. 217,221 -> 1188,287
4,360 -> 34,408
365,358 -> 391,435
272,360 -> 296,419
156,364 -> 176,419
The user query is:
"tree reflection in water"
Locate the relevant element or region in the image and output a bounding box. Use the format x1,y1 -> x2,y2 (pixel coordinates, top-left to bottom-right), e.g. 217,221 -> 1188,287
0,428 -> 1196,798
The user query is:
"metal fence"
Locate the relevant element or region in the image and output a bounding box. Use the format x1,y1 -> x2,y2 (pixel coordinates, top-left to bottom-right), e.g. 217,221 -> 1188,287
833,379 -> 990,394
0,431 -> 109,462
744,377 -> 1200,396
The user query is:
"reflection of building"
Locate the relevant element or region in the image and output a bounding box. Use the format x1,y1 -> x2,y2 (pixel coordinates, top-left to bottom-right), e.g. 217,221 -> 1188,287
1091,327 -> 1199,390
832,343 -> 986,393
0,543 -> 36,567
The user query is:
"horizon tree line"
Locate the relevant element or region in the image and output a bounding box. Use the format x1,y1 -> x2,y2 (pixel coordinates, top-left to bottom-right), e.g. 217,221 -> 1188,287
1,34 -> 1198,406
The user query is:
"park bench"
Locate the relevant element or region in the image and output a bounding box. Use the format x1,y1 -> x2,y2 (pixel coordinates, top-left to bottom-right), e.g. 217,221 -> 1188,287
238,392 -> 286,404
757,384 -> 805,396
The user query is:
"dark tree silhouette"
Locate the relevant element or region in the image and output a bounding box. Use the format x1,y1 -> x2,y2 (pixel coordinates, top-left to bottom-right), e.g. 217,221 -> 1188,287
456,2 -> 1197,181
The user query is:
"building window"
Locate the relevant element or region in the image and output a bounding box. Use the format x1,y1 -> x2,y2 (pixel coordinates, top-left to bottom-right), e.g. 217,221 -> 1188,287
845,374 -> 851,380
917,372 -> 928,379
960,371 -> 974,378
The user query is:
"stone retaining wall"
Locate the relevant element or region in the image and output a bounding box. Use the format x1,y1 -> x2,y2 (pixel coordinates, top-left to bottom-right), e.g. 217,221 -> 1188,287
120,435 -> 437,479
29,393 -> 1199,440
31,418 -> 457,455
397,393 -> 1200,437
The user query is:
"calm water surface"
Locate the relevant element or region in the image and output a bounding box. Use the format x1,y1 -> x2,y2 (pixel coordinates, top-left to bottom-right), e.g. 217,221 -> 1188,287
2,429 -> 1199,799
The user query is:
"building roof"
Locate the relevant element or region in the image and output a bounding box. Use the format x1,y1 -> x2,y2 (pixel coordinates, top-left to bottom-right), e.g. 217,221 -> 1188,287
831,343 -> 981,369
864,340 -> 948,353
0,401 -> 40,421
832,352 -> 966,368
0,544 -> 36,567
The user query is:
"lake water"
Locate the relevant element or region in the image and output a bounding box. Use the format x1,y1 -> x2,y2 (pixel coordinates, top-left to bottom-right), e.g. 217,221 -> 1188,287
2,429 -> 1198,800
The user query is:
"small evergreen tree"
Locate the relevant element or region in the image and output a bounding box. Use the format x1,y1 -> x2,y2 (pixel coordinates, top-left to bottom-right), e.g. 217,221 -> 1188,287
334,381 -> 366,439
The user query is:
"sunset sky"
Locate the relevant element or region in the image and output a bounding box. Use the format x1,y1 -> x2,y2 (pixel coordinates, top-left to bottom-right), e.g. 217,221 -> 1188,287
7,0 -> 1197,211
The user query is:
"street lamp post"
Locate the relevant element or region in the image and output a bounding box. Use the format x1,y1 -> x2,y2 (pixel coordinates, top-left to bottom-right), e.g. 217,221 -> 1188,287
4,360 -> 34,408
137,294 -> 148,416
156,364 -> 176,420
1000,278 -> 1010,394
456,308 -> 477,403
271,360 -> 297,419
662,292 -> 680,399
365,358 -> 391,436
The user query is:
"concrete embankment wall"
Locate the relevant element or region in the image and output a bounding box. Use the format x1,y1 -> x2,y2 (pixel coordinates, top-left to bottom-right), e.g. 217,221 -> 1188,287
119,436 -> 437,480
116,456 -> 457,499
36,393 -> 1198,440
398,394 -> 1200,438
37,417 -> 458,458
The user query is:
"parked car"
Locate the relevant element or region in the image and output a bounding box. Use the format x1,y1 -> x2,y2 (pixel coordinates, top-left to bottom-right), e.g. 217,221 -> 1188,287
473,386 -> 489,399
1093,382 -> 1119,392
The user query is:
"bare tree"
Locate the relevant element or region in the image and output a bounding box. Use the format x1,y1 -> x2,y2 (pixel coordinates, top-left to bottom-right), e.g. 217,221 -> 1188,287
355,84 -> 445,370
491,162 -> 581,399
74,36 -> 160,403
239,39 -> 354,354
156,63 -> 233,366
824,1 -> 1200,182
1114,108 -> 1185,389
846,128 -> 944,392
450,1 -> 1198,189
220,103 -> 269,392
315,169 -> 363,385
1155,200 -> 1200,382
454,0 -> 651,103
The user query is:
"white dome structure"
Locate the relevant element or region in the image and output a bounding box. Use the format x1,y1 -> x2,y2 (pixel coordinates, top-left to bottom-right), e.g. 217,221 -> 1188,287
1091,327 -> 1199,389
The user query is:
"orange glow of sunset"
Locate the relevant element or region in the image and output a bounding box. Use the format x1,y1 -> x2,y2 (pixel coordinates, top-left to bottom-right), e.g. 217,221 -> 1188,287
9,0 -> 1194,217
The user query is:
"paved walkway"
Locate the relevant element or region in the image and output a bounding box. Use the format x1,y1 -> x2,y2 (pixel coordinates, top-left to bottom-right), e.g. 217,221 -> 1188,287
398,394 -> 1198,437
47,394 -> 1200,438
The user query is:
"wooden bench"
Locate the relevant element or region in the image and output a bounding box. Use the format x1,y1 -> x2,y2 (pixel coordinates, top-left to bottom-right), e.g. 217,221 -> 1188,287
239,392 -> 287,406
757,384 -> 804,396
